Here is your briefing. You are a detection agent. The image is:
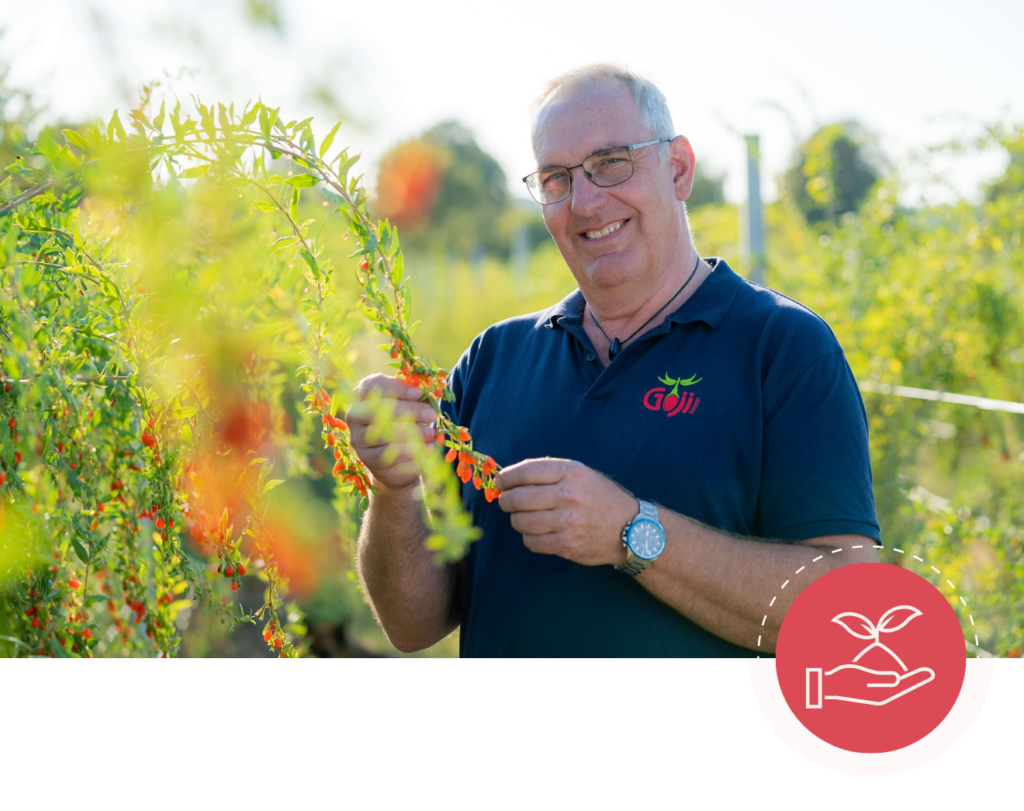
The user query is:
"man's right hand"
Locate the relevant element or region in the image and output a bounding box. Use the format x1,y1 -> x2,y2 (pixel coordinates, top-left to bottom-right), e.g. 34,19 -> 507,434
347,374 -> 438,493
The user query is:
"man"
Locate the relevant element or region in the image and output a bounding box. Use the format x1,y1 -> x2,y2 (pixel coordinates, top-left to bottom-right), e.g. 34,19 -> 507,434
349,64 -> 881,657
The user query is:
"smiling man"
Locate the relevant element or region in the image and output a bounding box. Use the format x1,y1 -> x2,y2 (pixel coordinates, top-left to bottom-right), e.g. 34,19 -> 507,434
352,64 -> 881,657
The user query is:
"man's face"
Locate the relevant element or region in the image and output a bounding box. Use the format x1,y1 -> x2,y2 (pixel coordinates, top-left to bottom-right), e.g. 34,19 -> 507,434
532,79 -> 689,292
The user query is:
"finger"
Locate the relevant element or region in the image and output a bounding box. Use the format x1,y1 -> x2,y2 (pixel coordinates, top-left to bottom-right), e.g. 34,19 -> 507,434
347,375 -> 425,424
497,483 -> 563,514
511,509 -> 562,536
493,457 -> 572,492
521,531 -> 562,556
358,441 -> 425,469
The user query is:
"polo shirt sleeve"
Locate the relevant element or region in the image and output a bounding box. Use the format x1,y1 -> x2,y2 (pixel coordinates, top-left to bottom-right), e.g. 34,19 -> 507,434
756,349 -> 882,543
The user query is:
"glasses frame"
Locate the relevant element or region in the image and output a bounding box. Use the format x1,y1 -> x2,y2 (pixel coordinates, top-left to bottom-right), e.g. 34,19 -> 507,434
522,137 -> 673,205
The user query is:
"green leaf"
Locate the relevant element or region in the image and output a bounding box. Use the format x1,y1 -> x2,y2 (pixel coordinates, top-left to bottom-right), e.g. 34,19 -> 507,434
70,533 -> 90,564
49,636 -> 71,658
153,100 -> 166,131
85,594 -> 111,607
284,174 -> 317,188
173,406 -> 198,419
262,479 -> 284,495
253,200 -> 278,213
63,129 -> 93,153
320,121 -> 342,159
180,165 -> 209,179
108,110 -> 128,143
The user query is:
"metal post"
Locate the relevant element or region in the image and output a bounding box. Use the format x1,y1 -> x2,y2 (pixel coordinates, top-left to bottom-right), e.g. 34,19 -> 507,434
744,134 -> 765,286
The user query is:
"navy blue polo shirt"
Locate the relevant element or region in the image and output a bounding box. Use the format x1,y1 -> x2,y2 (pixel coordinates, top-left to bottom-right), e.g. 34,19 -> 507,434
439,257 -> 880,657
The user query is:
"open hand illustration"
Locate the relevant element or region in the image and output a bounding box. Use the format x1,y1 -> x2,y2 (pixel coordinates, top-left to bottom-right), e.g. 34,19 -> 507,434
805,605 -> 936,709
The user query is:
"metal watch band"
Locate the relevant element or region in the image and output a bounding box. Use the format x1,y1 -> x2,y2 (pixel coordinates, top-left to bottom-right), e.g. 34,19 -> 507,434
615,499 -> 660,576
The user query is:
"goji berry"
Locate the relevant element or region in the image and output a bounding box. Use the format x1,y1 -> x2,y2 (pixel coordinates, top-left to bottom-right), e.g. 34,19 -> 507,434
326,433 -> 335,446
359,258 -> 369,270
8,417 -> 15,430
472,475 -> 482,489
434,433 -> 445,446
263,628 -> 273,642
274,637 -> 283,651
155,517 -> 165,530
445,448 -> 457,463
225,565 -> 234,577
459,428 -> 469,442
14,451 -> 20,464
237,564 -> 246,576
230,581 -> 238,591
69,578 -> 82,590
0,472 -> 6,486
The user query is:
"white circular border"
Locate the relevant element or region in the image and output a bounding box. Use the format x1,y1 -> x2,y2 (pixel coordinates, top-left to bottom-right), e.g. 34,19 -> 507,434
748,544 -> 994,774
750,659 -> 992,775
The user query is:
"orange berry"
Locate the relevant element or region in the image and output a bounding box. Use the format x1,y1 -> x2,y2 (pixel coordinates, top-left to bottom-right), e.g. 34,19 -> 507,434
326,433 -> 335,446
472,475 -> 482,489
434,433 -> 445,446
230,581 -> 238,591
263,627 -> 273,642
69,578 -> 82,590
445,448 -> 457,463
333,461 -> 344,476
274,637 -> 283,651
459,428 -> 469,442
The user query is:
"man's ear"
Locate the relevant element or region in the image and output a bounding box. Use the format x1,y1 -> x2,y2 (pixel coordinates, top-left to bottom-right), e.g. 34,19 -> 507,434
668,135 -> 696,203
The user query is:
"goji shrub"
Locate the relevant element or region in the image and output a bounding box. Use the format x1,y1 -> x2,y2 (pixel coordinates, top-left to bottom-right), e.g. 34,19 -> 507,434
0,93 -> 500,657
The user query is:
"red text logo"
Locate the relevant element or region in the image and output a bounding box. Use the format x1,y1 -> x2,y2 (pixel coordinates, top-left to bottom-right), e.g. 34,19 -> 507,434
643,372 -> 702,417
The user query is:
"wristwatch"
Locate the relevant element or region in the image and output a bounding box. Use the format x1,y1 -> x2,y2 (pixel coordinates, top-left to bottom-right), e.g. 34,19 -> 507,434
615,498 -> 666,576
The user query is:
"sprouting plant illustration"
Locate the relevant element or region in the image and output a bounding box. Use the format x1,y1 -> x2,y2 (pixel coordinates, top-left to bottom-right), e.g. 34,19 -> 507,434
831,605 -> 923,672
657,372 -> 703,397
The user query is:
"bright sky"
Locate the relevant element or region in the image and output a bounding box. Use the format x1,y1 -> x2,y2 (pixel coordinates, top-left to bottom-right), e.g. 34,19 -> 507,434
3,0 -> 1023,205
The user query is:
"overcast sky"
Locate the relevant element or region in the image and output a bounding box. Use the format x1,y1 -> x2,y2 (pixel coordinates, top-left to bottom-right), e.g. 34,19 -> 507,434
3,0 -> 1023,205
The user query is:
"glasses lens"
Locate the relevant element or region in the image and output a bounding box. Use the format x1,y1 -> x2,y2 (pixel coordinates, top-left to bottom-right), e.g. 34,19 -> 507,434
527,168 -> 571,204
584,148 -> 633,187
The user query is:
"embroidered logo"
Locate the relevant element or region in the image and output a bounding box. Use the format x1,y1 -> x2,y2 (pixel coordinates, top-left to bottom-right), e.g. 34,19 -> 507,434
643,372 -> 702,417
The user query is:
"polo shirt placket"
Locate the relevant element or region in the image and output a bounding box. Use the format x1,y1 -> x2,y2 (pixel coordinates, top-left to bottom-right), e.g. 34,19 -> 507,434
440,257 -> 881,657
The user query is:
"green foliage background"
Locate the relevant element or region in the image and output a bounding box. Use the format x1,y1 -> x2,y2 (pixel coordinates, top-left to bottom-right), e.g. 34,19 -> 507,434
1,59 -> 1021,656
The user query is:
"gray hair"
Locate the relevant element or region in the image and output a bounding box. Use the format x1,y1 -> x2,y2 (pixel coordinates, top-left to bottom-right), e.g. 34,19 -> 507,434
530,63 -> 675,152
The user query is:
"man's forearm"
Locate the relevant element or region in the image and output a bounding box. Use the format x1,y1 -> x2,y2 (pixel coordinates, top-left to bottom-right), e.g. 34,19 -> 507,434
636,509 -> 878,653
356,481 -> 459,653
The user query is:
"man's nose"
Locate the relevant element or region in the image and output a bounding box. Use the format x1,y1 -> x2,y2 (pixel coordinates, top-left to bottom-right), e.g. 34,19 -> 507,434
568,166 -> 607,218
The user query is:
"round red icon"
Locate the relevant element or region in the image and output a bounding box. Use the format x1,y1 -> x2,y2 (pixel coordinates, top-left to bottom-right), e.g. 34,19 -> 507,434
776,562 -> 966,753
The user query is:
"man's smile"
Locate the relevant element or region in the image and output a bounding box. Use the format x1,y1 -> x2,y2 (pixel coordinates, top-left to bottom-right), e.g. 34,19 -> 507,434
580,218 -> 630,243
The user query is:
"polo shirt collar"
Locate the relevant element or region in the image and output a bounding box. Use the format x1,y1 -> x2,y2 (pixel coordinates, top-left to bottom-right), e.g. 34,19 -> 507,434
537,256 -> 743,332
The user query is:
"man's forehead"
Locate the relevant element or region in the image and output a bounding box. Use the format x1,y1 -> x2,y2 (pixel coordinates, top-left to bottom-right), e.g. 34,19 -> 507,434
532,80 -> 647,167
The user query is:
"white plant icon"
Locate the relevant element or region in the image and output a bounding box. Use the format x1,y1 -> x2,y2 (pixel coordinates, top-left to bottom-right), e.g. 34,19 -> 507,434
831,605 -> 923,671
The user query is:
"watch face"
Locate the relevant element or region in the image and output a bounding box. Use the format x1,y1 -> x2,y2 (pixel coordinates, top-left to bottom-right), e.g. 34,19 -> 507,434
627,519 -> 666,560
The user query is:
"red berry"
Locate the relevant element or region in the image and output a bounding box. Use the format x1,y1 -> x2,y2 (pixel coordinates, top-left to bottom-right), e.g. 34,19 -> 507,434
69,578 -> 82,590
274,637 -> 283,651
263,628 -> 273,642
359,258 -> 369,270
31,617 -> 40,628
14,451 -> 21,464
230,581 -> 238,591
225,566 -> 234,577
8,417 -> 15,430
82,629 -> 92,639
97,503 -> 105,513
237,564 -> 246,576
0,472 -> 6,486
155,517 -> 165,530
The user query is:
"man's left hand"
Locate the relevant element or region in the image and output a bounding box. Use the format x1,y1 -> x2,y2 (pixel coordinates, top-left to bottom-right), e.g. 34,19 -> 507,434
494,458 -> 637,567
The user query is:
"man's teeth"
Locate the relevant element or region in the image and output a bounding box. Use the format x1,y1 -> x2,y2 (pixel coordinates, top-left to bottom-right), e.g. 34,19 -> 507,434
585,220 -> 625,239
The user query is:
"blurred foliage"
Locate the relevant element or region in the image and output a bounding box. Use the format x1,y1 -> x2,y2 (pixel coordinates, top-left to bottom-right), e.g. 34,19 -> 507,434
688,163 -> 726,209
1,47 -> 1021,658
692,119 -> 1024,655
783,120 -> 884,227
374,120 -> 551,262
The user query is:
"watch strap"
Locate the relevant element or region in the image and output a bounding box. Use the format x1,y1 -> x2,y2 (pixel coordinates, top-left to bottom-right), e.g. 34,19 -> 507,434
615,499 -> 660,576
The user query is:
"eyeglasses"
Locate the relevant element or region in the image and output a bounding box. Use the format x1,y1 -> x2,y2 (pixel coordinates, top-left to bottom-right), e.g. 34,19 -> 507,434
522,138 -> 672,205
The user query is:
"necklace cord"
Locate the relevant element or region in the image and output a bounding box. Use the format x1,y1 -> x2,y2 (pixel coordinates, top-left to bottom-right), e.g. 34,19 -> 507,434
588,254 -> 702,355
